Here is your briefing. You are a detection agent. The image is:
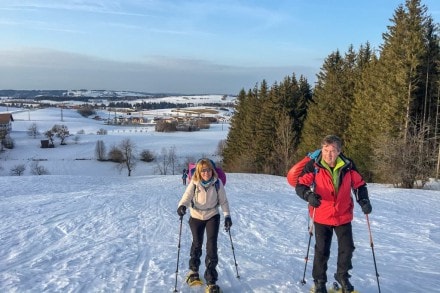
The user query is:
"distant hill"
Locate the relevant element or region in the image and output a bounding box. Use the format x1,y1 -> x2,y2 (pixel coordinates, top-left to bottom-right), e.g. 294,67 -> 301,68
0,89 -> 186,100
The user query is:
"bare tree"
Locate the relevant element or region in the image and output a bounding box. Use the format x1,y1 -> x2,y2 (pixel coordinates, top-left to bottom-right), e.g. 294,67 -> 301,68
27,123 -> 39,138
73,135 -> 80,144
95,140 -> 106,161
30,161 -> 49,175
168,145 -> 178,175
216,139 -> 227,156
44,130 -> 55,147
155,146 -> 179,175
373,122 -> 435,188
97,128 -> 107,135
118,138 -> 136,176
156,147 -> 169,175
272,114 -> 295,175
52,124 -> 69,145
10,164 -> 26,176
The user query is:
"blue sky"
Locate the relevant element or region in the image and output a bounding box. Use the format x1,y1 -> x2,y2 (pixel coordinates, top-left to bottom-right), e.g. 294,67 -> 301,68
1,0 -> 440,94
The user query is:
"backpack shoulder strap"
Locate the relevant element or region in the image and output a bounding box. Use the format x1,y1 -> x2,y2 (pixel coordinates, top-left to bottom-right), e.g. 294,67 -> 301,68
191,180 -> 220,211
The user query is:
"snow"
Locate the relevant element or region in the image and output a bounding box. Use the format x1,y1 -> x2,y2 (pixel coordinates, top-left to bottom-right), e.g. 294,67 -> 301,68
1,104 -> 440,293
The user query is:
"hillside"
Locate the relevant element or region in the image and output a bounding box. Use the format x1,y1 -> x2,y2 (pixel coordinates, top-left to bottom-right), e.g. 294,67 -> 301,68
1,104 -> 440,292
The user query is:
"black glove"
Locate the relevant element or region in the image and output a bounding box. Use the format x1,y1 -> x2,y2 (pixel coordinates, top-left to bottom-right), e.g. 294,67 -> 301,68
305,191 -> 321,208
359,199 -> 372,214
177,205 -> 186,217
224,216 -> 232,232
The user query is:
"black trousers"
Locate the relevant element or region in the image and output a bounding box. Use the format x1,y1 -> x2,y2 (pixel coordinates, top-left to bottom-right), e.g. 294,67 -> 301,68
312,222 -> 355,282
188,214 -> 220,285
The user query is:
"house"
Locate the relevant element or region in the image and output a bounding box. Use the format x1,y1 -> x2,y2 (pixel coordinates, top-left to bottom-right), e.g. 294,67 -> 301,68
0,113 -> 14,138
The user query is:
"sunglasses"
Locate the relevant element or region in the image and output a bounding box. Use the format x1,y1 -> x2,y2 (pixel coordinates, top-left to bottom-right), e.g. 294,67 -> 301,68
201,168 -> 212,173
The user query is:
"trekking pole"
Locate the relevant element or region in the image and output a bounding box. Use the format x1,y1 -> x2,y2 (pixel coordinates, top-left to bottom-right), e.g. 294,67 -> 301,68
227,228 -> 240,279
300,207 -> 315,285
366,214 -> 381,293
173,216 -> 184,293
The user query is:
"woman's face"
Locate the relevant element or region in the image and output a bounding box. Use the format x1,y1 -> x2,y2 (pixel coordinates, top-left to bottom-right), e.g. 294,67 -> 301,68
200,164 -> 213,181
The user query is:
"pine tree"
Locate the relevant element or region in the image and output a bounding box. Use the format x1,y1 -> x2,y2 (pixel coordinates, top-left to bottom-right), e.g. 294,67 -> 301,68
298,48 -> 356,155
223,86 -> 262,172
372,0 -> 438,185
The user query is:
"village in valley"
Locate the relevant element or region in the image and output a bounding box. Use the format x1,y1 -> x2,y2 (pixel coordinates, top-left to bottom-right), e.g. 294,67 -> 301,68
0,90 -> 235,150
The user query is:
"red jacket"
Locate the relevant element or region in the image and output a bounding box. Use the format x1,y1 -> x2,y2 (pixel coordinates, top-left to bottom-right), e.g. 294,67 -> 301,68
295,153 -> 368,226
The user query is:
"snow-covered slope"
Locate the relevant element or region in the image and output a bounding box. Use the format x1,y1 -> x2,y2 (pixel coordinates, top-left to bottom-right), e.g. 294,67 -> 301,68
1,106 -> 439,292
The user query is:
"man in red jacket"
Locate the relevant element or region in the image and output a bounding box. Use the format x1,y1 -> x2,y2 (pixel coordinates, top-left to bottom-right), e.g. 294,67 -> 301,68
296,135 -> 372,293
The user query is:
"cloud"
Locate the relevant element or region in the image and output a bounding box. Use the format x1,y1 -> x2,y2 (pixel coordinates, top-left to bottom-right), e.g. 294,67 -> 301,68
0,47 -> 318,94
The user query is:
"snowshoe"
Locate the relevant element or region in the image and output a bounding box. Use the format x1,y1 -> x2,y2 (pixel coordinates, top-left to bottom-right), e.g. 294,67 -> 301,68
186,271 -> 203,287
334,273 -> 354,293
205,284 -> 222,293
330,281 -> 360,293
310,280 -> 327,293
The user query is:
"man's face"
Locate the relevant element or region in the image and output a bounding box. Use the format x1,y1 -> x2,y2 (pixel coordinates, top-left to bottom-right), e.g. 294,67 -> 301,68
321,143 -> 340,167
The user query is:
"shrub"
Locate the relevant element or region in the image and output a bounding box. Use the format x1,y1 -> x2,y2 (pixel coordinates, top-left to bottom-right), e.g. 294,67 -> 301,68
140,149 -> 155,162
108,146 -> 124,163
2,135 -> 14,149
77,107 -> 96,117
97,128 -> 108,135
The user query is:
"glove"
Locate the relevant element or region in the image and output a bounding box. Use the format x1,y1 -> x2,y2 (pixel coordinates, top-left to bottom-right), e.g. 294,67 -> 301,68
359,199 -> 372,214
177,205 -> 186,217
305,191 -> 321,208
224,216 -> 232,232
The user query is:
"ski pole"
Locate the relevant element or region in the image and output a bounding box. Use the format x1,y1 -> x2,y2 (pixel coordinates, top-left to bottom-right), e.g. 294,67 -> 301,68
173,215 -> 184,293
300,207 -> 315,285
366,214 -> 381,293
227,228 -> 240,279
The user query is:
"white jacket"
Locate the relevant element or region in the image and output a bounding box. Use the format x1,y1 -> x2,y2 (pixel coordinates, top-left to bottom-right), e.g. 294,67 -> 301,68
178,177 -> 230,220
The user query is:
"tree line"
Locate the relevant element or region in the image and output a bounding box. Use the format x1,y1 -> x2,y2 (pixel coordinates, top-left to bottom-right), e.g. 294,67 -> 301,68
222,0 -> 440,188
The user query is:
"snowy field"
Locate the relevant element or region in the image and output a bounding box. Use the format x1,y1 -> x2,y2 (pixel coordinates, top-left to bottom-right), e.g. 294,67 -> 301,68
1,104 -> 440,293
0,105 -> 230,176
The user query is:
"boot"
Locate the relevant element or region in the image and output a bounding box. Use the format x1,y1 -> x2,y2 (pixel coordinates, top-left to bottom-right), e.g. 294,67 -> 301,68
334,273 -> 354,293
186,270 -> 202,286
313,280 -> 328,293
205,284 -> 222,293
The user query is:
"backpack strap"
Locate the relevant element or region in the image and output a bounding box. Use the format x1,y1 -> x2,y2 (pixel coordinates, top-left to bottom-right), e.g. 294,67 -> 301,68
191,179 -> 220,211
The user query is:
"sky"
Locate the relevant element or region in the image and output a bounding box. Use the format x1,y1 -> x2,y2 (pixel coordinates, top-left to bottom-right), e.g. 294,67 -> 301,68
1,105 -> 440,292
1,0 -> 440,94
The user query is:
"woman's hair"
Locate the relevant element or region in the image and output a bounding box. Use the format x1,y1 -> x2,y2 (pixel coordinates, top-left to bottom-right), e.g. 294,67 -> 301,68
193,158 -> 218,182
321,134 -> 342,151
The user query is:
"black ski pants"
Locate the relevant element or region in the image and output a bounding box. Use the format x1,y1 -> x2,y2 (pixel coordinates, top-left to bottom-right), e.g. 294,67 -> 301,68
188,214 -> 220,285
312,222 -> 355,282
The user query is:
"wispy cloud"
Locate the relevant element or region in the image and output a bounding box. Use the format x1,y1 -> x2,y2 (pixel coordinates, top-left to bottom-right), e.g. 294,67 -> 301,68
0,18 -> 85,34
1,1 -> 148,17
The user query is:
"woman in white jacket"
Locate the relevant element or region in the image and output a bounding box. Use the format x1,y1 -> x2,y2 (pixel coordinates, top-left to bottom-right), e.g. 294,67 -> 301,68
177,158 -> 232,292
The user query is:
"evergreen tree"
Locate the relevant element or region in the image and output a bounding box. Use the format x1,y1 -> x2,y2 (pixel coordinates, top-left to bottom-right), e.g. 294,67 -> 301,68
253,80 -> 275,173
371,0 -> 438,185
278,74 -> 313,163
298,49 -> 355,155
345,54 -> 379,180
223,86 -> 260,172
223,74 -> 312,175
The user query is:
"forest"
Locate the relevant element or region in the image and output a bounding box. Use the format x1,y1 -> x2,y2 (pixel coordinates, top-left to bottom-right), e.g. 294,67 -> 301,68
222,0 -> 440,188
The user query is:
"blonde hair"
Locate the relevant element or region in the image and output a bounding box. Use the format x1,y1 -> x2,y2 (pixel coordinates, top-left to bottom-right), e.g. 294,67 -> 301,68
193,158 -> 218,182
